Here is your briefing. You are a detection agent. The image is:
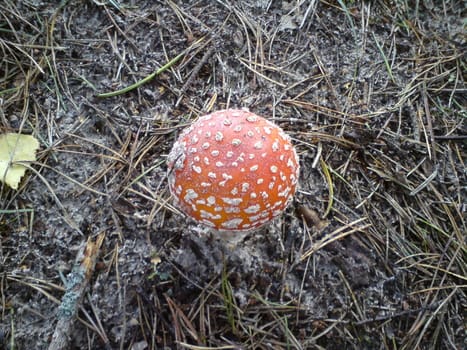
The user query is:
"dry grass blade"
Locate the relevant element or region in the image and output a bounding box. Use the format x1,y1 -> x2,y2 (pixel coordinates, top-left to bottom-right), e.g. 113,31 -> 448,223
220,265 -> 238,336
80,295 -> 111,349
166,295 -> 203,347
6,274 -> 63,305
249,292 -> 302,350
320,158 -> 333,218
301,218 -> 371,261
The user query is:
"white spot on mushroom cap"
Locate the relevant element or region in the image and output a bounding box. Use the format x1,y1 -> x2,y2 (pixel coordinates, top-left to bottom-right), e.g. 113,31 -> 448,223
244,204 -> 261,214
219,173 -> 233,187
215,132 -> 223,141
272,140 -> 280,151
272,200 -> 283,208
222,197 -> 243,206
192,165 -> 202,174
200,210 -> 222,220
225,206 -> 241,214
254,141 -> 263,149
248,213 -> 263,223
221,218 -> 243,229
278,187 -> 291,197
184,189 -> 198,202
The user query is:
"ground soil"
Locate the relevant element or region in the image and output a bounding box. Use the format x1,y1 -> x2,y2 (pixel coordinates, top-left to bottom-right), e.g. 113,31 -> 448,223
0,1 -> 465,349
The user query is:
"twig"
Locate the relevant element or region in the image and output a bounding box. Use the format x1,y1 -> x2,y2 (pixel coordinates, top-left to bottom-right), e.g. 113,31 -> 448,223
300,218 -> 371,261
320,158 -> 334,218
421,85 -> 436,162
48,233 -> 105,350
433,134 -> 467,141
176,45 -> 215,107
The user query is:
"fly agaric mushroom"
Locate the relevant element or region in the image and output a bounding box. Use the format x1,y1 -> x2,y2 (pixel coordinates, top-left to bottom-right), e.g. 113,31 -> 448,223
167,109 -> 299,232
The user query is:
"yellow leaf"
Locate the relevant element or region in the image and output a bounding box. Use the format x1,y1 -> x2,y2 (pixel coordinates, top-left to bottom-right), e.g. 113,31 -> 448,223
0,133 -> 39,190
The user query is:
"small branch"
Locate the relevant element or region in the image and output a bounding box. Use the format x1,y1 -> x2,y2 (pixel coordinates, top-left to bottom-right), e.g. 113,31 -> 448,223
48,233 -> 105,350
433,134 -> 467,141
175,45 -> 215,107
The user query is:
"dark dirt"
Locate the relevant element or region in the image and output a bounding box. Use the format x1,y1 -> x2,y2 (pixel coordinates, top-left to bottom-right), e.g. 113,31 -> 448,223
1,1 -> 465,349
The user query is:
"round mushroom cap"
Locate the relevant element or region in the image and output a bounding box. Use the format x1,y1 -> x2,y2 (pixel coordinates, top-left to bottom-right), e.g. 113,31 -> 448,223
167,109 -> 300,232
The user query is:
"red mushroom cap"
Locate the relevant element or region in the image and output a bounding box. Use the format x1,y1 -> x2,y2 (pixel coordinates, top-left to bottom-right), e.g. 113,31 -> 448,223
167,109 -> 299,232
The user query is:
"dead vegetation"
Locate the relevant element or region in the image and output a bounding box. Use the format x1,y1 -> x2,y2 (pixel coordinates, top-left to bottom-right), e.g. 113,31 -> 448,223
1,0 -> 465,349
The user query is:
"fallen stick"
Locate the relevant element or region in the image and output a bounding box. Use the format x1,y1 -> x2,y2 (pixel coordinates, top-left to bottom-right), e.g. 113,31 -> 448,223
48,232 -> 105,350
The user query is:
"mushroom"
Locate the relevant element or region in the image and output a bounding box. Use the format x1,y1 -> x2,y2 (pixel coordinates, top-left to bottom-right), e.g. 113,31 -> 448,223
167,109 -> 299,234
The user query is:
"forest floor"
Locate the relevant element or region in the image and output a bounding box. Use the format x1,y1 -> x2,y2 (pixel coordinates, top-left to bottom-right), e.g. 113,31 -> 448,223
0,1 -> 465,349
